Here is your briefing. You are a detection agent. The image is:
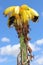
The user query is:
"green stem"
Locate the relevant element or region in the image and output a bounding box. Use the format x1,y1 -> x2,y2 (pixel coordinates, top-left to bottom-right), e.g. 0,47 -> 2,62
20,34 -> 28,65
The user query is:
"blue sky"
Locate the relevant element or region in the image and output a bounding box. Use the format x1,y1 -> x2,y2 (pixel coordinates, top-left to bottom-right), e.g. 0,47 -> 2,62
0,0 -> 43,65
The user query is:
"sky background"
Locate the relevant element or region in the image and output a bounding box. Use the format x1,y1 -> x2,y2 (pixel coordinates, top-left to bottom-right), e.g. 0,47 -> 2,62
0,0 -> 43,65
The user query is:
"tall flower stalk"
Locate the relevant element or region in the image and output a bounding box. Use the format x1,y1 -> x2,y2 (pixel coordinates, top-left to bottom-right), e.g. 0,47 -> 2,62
3,4 -> 39,65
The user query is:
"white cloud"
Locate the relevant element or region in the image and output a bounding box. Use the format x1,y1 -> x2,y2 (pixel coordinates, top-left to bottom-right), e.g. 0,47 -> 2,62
36,57 -> 43,65
35,39 -> 43,45
1,37 -> 10,43
28,42 -> 40,52
0,38 -> 43,64
0,42 -> 40,57
30,55 -> 43,65
0,38 -> 43,57
0,58 -> 7,63
0,44 -> 20,57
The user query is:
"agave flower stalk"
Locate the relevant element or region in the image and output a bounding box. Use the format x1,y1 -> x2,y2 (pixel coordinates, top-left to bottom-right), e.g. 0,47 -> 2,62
3,4 -> 39,65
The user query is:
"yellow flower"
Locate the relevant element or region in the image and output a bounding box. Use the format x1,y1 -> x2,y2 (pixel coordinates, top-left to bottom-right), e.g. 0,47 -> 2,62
3,4 -> 39,27
20,4 -> 39,23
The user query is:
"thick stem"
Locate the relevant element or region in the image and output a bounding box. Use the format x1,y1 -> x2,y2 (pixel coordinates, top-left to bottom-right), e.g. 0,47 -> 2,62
20,34 -> 28,65
17,24 -> 32,65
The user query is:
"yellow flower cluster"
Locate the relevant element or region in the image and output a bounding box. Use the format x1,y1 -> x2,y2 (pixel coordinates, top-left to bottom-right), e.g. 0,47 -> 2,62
3,4 -> 39,26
